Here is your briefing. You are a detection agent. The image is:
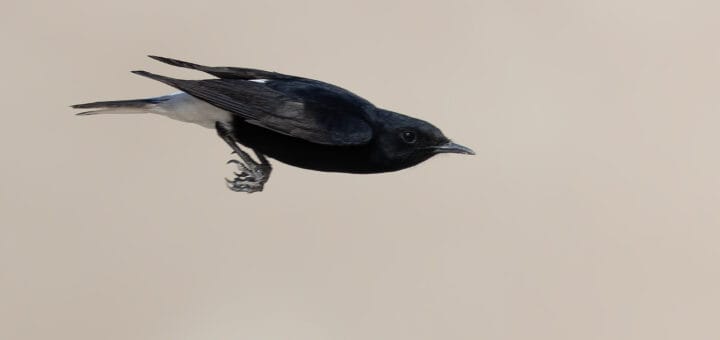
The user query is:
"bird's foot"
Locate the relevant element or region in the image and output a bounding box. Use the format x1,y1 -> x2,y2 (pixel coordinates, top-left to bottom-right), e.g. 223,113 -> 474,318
225,152 -> 272,193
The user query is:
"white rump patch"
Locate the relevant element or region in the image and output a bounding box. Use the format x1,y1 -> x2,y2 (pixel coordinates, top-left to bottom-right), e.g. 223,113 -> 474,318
151,92 -> 233,129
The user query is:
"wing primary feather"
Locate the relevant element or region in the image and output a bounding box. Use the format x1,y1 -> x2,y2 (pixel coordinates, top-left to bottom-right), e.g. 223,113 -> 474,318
131,70 -> 178,87
147,55 -> 298,81
131,69 -> 373,145
147,55 -> 204,70
131,70 -> 292,124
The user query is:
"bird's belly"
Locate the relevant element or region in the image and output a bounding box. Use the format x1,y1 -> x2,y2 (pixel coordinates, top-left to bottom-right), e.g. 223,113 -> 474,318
230,119 -> 385,173
252,142 -> 381,173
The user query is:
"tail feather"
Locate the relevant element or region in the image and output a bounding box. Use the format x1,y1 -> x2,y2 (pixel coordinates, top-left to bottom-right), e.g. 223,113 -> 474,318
72,96 -> 171,116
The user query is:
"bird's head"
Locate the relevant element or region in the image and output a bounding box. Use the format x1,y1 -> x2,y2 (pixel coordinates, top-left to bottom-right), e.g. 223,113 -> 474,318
371,109 -> 474,170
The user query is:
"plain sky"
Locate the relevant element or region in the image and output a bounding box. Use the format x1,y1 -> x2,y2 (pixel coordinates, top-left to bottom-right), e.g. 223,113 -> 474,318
2,1 -> 720,339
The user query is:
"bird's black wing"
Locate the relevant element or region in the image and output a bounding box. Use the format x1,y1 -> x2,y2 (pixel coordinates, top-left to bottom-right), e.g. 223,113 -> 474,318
133,71 -> 374,145
148,55 -> 302,81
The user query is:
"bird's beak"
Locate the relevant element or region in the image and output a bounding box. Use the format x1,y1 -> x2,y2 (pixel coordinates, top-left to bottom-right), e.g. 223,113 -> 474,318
433,141 -> 475,155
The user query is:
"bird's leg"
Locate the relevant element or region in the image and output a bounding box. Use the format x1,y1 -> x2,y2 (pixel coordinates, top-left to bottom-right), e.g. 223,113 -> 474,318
215,122 -> 272,193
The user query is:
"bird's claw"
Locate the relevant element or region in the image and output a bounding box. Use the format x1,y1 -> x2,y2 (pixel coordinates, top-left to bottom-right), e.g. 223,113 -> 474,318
225,153 -> 272,193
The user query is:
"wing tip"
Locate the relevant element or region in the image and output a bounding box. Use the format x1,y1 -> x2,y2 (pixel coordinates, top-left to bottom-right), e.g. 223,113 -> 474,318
131,70 -> 152,76
147,55 -> 200,69
131,70 -> 169,82
147,55 -> 171,63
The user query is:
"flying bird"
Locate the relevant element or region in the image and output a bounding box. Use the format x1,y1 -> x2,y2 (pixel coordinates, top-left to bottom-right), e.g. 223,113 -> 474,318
72,56 -> 474,193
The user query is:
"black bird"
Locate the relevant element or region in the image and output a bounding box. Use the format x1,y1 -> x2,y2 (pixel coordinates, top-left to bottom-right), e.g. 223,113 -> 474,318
73,56 -> 474,193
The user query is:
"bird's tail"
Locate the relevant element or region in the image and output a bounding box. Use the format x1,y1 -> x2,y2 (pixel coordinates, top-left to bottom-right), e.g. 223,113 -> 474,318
71,96 -> 171,116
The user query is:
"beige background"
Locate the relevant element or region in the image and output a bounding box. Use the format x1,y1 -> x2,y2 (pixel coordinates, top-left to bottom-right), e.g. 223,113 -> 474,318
2,1 -> 719,339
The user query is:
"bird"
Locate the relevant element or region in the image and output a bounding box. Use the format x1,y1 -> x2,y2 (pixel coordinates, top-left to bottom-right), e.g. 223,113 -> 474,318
72,56 -> 475,193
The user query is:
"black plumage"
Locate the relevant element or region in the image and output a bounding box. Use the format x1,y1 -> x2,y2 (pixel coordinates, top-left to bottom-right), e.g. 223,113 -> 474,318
73,56 -> 474,192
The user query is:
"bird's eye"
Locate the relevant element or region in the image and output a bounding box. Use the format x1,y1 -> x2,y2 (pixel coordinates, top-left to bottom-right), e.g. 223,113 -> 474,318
400,131 -> 417,144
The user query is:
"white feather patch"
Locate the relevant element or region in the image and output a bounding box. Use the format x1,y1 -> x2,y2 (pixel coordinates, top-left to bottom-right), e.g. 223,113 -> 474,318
151,92 -> 233,129
249,79 -> 269,84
